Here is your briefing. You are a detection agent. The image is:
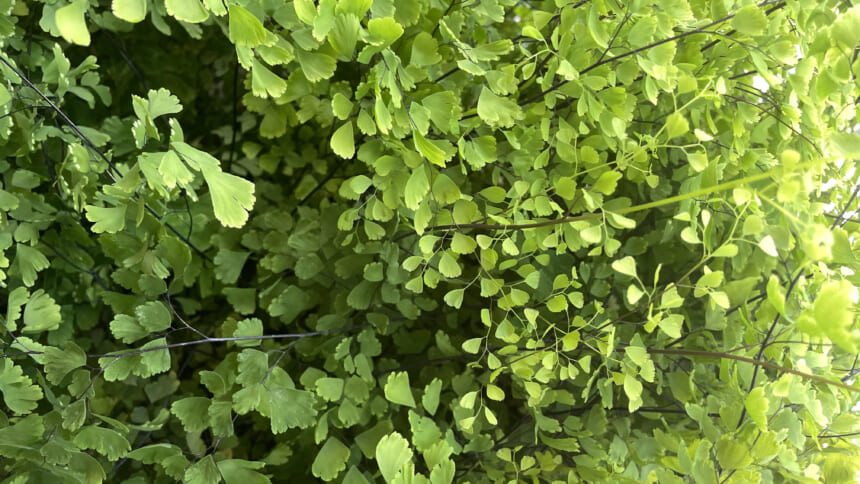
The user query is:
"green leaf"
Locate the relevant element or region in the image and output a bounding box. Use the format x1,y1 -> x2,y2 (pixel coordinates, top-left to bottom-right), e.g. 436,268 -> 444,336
745,387 -> 769,431
716,437 -> 752,470
331,122 -> 355,159
411,32 -> 441,66
215,459 -> 269,484
432,173 -> 461,206
22,289 -> 62,333
438,252 -> 461,278
165,0 -> 209,23
813,280 -> 857,352
185,455 -> 221,484
659,314 -> 684,338
234,318 -> 263,347
0,360 -> 43,414
611,256 -> 637,277
376,432 -> 413,483
126,444 -> 189,478
42,342 -> 87,384
832,6 -> 860,49
712,244 -> 738,258
316,378 -> 344,401
422,379 -> 442,415
294,0 -> 317,24
329,14 -> 360,58
665,112 -> 689,139
443,289 -> 464,308
295,254 -> 324,279
688,151 -> 708,172
829,132 -> 860,158
366,17 -> 403,47
296,49 -> 337,83
135,301 -> 171,332
139,338 -> 171,377
268,386 -> 318,432
758,235 -> 778,257
146,88 -> 182,119
110,314 -> 148,343
73,425 -> 131,461
413,131 -> 448,167
215,249 -> 250,284
732,5 -> 767,36
237,349 -> 268,386
312,438 -> 350,481
156,151 -> 193,189
0,85 -> 11,106
233,384 -> 264,415
251,59 -> 287,98
623,372 -> 643,412
462,337 -> 482,354
56,0 -> 90,46
477,87 -> 522,128
15,244 -> 49,287
766,275 -> 785,313
5,287 -> 27,331
171,397 -> 211,433
405,167 -> 430,210
85,204 -> 127,233
486,384 -> 505,401
331,93 -> 353,120
384,372 -> 416,407
200,164 -> 256,228
112,0 -> 147,23
229,5 -> 266,47
450,233 -> 476,254
592,170 -> 623,195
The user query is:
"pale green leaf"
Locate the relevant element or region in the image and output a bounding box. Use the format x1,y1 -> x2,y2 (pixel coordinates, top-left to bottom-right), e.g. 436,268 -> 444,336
22,289 -> 62,333
296,49 -> 337,83
312,438 -> 350,481
112,0 -> 147,23
732,5 -> 767,36
384,372 -> 416,407
411,32 -> 441,66
85,204 -> 127,233
404,166 -> 430,210
268,386 -> 318,432
73,425 -> 131,461
56,0 -> 90,46
15,244 -> 49,287
331,122 -> 355,159
217,459 -> 270,484
135,301 -> 171,332
171,397 -> 211,433
251,59 -> 287,98
229,5 -> 266,47
42,342 -> 87,384
745,387 -> 769,431
592,170 -> 622,195
165,0 -> 209,23
375,432 -> 413,483
665,112 -> 689,139
477,87 -> 522,128
0,360 -> 43,414
366,17 -> 403,47
611,256 -> 637,277
234,318 -> 263,347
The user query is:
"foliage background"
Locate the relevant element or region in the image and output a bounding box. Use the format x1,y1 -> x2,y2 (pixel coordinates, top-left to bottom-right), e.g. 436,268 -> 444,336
1,0 -> 860,482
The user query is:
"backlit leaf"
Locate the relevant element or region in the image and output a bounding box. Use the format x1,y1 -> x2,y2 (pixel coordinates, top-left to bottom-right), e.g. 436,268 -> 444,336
56,0 -> 90,46
229,5 -> 266,47
112,0 -> 147,23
